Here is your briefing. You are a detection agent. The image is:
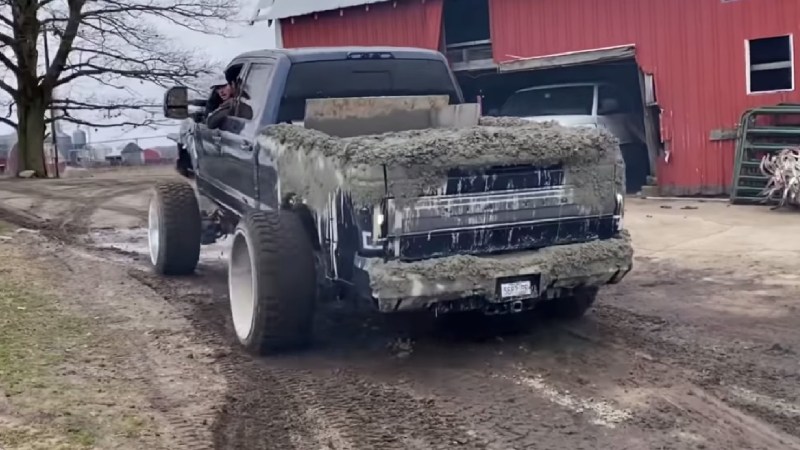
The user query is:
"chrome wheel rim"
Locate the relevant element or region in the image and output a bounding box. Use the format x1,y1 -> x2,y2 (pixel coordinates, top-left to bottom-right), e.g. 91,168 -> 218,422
148,196 -> 160,266
229,229 -> 256,342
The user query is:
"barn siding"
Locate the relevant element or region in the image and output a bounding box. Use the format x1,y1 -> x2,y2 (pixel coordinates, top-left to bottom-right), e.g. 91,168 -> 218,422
281,0 -> 444,50
490,0 -> 800,195
278,0 -> 800,195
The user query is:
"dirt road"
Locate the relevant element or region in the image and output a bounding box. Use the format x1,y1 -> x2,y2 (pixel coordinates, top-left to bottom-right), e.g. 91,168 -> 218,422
0,167 -> 799,449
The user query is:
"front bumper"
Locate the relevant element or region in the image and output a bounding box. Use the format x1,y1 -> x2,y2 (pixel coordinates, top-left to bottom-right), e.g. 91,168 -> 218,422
353,234 -> 633,313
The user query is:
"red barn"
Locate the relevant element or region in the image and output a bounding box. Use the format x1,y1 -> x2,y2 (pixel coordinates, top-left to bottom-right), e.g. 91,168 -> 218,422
143,148 -> 163,165
253,0 -> 800,195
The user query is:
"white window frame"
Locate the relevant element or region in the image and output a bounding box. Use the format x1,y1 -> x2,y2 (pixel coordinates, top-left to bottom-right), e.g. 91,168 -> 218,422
746,34 -> 795,95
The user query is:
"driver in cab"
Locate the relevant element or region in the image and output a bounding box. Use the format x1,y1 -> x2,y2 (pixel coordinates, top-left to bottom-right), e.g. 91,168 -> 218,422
206,78 -> 253,130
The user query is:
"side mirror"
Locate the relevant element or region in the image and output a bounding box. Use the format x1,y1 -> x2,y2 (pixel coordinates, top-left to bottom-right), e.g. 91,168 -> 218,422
163,86 -> 189,119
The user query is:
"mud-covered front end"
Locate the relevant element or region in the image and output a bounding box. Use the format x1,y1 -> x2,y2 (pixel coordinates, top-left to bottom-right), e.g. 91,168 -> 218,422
353,156 -> 632,314
258,99 -> 633,315
359,235 -> 631,314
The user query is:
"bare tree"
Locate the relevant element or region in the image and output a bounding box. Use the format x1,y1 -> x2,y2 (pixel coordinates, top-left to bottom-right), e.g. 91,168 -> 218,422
0,0 -> 236,176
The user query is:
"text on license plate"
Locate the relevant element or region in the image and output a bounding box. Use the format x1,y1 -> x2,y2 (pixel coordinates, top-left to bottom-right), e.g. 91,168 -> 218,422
500,280 -> 533,298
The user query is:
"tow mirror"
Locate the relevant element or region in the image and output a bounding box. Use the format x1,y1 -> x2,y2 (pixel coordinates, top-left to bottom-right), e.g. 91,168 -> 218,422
163,86 -> 189,119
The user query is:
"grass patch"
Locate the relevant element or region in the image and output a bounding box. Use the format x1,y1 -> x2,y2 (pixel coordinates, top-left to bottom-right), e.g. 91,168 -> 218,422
117,415 -> 148,438
0,242 -> 164,449
0,426 -> 96,450
0,281 -> 85,396
0,278 -> 99,449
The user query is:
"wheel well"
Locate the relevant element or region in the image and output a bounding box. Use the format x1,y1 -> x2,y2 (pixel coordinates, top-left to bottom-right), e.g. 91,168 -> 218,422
176,144 -> 194,179
287,204 -> 321,251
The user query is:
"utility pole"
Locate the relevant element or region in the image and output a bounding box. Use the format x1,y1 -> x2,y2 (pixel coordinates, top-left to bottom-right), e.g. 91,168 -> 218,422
42,24 -> 60,178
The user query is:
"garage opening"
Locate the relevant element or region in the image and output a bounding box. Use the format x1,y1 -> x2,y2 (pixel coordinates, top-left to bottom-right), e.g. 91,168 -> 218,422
456,50 -> 658,193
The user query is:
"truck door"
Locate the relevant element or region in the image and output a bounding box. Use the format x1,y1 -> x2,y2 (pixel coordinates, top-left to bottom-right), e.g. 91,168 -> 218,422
216,61 -> 275,212
194,80 -> 237,204
194,122 -> 226,200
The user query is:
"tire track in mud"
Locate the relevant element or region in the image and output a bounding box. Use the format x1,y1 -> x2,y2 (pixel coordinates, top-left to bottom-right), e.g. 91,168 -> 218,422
125,270 -> 296,449
130,268 -> 487,450
119,256 -> 800,450
595,303 -> 800,397
6,199 -> 799,449
591,301 -> 800,443
0,182 -> 153,237
646,387 -> 800,450
132,351 -> 220,450
54,184 -> 153,232
17,238 -> 226,450
0,174 -> 166,234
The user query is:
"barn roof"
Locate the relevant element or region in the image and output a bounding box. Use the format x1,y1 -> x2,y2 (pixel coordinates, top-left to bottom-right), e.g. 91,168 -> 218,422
253,0 -> 391,21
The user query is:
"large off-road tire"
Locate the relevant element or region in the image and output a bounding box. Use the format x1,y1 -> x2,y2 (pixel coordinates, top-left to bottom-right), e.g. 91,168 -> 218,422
148,181 -> 202,275
543,286 -> 600,320
228,210 -> 317,355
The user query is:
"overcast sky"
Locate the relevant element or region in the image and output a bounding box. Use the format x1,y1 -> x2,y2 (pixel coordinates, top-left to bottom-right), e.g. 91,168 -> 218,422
0,0 -> 276,150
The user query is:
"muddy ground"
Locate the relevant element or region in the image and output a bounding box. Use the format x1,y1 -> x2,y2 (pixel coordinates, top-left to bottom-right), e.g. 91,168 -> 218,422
0,166 -> 799,449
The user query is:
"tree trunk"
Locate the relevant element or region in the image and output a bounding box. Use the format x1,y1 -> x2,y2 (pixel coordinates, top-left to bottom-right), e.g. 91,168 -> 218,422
15,98 -> 47,177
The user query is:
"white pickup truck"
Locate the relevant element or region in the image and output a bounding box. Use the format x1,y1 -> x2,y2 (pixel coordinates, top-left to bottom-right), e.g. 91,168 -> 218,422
499,82 -> 644,146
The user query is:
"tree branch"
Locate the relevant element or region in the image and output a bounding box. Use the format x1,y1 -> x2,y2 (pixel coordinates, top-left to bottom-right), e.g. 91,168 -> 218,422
37,0 -> 60,8
42,0 -> 86,89
51,98 -> 161,111
0,50 -> 19,76
48,112 -> 167,128
0,96 -> 14,129
0,30 -> 13,46
0,78 -> 16,97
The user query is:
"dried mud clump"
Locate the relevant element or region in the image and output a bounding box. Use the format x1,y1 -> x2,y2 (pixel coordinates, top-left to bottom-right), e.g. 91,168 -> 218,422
366,232 -> 633,297
477,116 -> 532,127
256,120 -> 622,211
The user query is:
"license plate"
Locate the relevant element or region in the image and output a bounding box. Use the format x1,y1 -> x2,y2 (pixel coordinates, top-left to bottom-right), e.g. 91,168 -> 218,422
500,280 -> 533,298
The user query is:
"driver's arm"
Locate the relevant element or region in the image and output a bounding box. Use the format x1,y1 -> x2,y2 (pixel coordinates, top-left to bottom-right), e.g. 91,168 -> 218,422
206,87 -> 224,116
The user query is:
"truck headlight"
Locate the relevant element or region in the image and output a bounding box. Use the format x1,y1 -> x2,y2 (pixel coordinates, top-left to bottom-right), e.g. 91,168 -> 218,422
372,208 -> 385,239
360,206 -> 386,251
614,193 -> 624,231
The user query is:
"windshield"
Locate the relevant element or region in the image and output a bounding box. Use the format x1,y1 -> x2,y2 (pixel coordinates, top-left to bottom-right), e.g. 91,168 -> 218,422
500,85 -> 595,117
278,58 -> 461,123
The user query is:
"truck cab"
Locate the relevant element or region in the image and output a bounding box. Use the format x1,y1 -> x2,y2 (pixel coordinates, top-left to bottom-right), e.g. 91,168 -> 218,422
167,48 -> 463,216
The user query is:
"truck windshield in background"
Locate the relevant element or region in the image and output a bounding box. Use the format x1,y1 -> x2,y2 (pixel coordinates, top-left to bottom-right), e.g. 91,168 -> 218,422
277,58 -> 462,123
500,85 -> 595,117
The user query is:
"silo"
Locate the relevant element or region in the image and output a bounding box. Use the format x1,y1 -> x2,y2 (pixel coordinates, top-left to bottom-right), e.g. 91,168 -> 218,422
72,129 -> 87,149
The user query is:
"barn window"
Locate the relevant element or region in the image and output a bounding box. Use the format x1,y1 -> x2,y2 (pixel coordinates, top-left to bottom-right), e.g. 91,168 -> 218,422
747,35 -> 794,94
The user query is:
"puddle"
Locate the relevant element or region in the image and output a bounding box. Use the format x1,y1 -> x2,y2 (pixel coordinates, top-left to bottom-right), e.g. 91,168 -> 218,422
87,227 -> 229,263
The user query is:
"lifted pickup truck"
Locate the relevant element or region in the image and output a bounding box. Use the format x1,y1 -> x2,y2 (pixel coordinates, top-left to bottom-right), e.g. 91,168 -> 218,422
151,47 -> 633,355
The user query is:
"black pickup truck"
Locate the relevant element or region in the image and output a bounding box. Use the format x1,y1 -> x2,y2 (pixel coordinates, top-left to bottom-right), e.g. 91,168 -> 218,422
151,46 -> 632,355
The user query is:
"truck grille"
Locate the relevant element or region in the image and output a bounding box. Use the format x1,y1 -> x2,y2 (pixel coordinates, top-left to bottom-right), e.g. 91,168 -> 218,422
397,216 -> 615,261
440,164 -> 564,195
378,163 -> 617,261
